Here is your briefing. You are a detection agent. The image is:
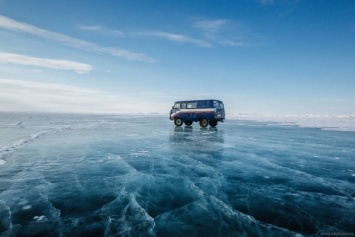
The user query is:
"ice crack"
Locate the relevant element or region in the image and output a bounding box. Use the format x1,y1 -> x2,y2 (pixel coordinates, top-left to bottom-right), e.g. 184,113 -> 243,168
0,127 -> 68,161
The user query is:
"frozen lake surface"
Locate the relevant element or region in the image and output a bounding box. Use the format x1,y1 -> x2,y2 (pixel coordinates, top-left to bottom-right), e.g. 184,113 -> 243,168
0,113 -> 354,236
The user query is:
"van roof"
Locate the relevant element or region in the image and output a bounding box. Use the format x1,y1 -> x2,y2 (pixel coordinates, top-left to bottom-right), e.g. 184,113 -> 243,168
174,99 -> 223,103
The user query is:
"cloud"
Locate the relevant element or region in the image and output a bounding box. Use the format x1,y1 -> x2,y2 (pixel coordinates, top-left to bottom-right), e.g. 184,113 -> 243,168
219,40 -> 247,47
0,52 -> 92,74
77,24 -> 126,38
0,15 -> 155,63
192,18 -> 259,48
0,79 -> 176,114
130,31 -> 212,48
193,19 -> 229,33
78,22 -> 213,48
0,79 -> 147,113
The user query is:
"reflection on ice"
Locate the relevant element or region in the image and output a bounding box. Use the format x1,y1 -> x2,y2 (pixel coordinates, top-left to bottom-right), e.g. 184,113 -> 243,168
0,113 -> 354,236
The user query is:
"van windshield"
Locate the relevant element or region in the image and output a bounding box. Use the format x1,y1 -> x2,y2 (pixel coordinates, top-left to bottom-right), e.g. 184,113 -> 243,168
213,101 -> 224,109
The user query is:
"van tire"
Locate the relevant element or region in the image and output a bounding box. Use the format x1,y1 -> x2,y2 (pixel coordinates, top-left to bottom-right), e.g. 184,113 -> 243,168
174,118 -> 183,126
209,120 -> 218,127
199,119 -> 208,128
185,121 -> 192,126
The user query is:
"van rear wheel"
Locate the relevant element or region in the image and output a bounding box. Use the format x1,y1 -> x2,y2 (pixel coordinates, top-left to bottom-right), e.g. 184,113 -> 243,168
199,119 -> 208,128
209,120 -> 218,127
174,118 -> 183,126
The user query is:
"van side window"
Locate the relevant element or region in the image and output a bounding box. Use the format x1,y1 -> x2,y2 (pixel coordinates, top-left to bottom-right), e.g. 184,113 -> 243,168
187,102 -> 197,109
198,101 -> 208,108
174,103 -> 181,109
181,103 -> 186,109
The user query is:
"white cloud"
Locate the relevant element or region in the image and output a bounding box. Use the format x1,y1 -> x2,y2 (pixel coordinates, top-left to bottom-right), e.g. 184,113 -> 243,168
130,31 -> 212,48
77,25 -> 104,31
219,40 -> 247,47
0,52 -> 92,74
0,79 -> 152,113
193,19 -> 229,33
0,15 -> 155,63
77,24 -> 126,38
192,19 -> 252,48
78,23 -> 214,48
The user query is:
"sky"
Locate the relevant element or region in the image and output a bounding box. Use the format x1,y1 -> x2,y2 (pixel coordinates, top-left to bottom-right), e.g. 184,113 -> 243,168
0,0 -> 354,116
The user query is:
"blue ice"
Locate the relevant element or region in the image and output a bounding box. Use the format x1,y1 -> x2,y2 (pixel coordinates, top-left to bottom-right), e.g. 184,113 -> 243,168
0,113 -> 354,236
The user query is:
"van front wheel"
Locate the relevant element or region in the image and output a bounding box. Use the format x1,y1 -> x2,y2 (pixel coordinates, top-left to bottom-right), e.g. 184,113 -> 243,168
199,119 -> 208,128
174,118 -> 183,126
209,120 -> 218,127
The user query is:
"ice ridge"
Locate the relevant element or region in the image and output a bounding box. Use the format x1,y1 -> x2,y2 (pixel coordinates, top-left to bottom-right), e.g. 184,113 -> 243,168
0,128 -> 65,161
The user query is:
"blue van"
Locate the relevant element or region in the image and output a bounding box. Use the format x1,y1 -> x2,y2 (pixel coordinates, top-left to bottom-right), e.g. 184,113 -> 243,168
170,99 -> 225,127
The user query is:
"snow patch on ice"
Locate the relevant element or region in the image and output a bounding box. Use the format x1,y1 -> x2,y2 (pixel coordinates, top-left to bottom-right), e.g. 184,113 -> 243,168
33,215 -> 46,221
129,150 -> 150,157
230,114 -> 355,132
0,159 -> 5,165
22,205 -> 32,210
